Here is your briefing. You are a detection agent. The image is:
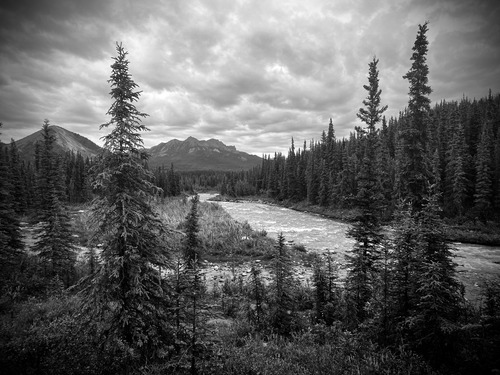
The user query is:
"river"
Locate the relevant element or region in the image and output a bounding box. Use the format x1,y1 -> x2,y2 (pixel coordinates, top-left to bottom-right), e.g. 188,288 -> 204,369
199,194 -> 354,254
199,194 -> 500,300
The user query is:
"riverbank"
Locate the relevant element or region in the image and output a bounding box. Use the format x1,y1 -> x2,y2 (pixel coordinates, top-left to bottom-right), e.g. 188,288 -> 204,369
209,194 -> 500,246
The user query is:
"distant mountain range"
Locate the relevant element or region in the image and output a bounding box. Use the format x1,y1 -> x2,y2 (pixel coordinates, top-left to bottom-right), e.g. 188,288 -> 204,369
147,136 -> 262,171
10,125 -> 261,171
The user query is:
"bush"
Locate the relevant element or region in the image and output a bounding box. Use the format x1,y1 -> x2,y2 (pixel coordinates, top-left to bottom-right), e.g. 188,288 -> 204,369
0,295 -> 103,374
218,327 -> 436,375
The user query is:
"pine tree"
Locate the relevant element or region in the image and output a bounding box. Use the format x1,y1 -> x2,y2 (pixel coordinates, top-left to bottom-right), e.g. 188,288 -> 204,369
183,194 -> 201,267
391,202 -> 421,320
357,57 -> 388,130
8,139 -> 27,213
474,121 -> 494,219
286,138 -> 298,200
271,233 -> 297,335
247,263 -> 266,329
318,159 -> 330,207
410,194 -> 464,365
312,252 -> 339,325
399,22 -> 433,210
374,238 -> 394,344
82,43 -> 173,365
444,109 -> 468,216
494,133 -> 500,213
183,251 -> 205,375
306,143 -> 319,204
312,254 -> 328,323
0,124 -> 24,290
32,120 -> 76,287
345,57 -> 387,326
296,143 -> 308,201
378,117 -> 395,215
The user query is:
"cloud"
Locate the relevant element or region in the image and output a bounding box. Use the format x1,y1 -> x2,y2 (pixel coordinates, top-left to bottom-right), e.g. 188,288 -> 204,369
1,0 -> 499,156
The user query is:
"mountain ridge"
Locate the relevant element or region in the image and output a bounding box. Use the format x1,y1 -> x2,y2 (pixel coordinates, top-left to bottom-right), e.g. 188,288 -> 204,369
146,136 -> 261,171
10,125 -> 261,171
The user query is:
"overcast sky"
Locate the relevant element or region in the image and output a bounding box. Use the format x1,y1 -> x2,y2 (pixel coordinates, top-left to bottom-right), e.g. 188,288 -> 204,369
1,0 -> 499,155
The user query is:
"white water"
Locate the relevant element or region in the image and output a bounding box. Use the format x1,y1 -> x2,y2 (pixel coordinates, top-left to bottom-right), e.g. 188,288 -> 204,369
199,194 -> 500,279
204,198 -> 354,254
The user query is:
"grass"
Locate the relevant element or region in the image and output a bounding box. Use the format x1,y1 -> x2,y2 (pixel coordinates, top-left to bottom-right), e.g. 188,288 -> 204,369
156,197 -> 277,261
443,220 -> 500,246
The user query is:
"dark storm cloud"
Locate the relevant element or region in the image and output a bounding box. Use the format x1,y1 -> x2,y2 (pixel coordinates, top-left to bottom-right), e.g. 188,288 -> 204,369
0,0 -> 499,155
0,0 -> 111,60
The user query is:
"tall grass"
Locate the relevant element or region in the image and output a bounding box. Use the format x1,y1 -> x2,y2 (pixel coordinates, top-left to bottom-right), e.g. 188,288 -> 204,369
155,198 -> 275,260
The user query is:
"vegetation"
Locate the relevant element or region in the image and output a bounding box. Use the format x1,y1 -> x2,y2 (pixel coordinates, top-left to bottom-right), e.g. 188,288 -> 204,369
1,24 -> 500,374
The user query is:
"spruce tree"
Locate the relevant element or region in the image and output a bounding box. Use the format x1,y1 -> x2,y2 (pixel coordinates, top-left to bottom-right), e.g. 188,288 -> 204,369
32,120 -> 76,287
312,254 -> 328,323
271,233 -> 297,335
83,43 -> 173,365
391,202 -> 421,320
286,138 -> 298,200
312,251 -> 339,325
0,124 -> 24,290
378,117 -> 395,215
247,263 -> 266,329
8,139 -> 27,213
318,159 -> 330,207
306,142 -> 319,204
410,194 -> 464,365
494,133 -> 500,213
399,22 -> 432,210
474,121 -> 494,219
183,194 -> 201,267
445,109 -> 468,216
345,57 -> 387,326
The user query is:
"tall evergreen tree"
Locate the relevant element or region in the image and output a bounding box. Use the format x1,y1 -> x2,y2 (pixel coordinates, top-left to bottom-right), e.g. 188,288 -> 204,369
8,139 -> 27,213
378,117 -> 395,215
318,159 -> 330,207
494,133 -> 500,213
445,109 -> 468,216
247,263 -> 266,329
357,57 -> 388,130
32,120 -> 76,287
271,233 -> 297,335
410,194 -> 464,365
306,142 -> 319,204
183,194 -> 201,267
345,57 -> 387,326
180,197 -> 206,374
83,43 -> 173,365
398,22 -> 433,210
286,138 -> 298,200
474,121 -> 494,219
0,124 -> 24,291
391,202 -> 421,320
312,252 -> 339,325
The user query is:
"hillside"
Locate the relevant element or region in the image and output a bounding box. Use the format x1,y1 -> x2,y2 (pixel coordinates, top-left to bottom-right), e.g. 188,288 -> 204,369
147,136 -> 262,171
14,125 -> 101,162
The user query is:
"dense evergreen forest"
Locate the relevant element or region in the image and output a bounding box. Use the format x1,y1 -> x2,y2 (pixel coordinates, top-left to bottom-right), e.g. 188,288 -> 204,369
207,87 -> 500,227
1,24 -> 500,374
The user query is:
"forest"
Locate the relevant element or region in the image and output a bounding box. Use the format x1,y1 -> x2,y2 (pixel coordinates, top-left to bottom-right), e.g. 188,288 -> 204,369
1,23 -> 500,374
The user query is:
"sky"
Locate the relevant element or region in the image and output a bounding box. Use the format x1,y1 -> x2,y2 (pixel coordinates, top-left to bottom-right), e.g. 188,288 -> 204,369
1,0 -> 499,156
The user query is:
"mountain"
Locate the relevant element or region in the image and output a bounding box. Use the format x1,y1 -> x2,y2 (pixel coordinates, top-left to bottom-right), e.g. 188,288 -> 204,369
13,125 -> 101,162
8,126 -> 261,171
147,136 -> 262,171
